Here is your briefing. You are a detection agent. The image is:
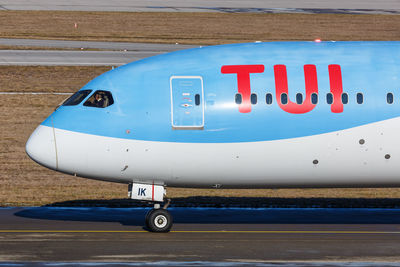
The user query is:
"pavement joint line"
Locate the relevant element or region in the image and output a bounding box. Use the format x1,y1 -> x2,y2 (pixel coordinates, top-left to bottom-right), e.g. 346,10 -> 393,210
1,230 -> 400,234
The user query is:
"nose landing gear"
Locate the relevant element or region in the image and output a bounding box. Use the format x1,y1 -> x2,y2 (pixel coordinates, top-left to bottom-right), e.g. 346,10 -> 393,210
128,183 -> 173,232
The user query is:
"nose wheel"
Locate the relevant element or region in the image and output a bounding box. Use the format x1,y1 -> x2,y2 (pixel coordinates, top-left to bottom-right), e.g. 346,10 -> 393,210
145,208 -> 173,232
127,183 -> 172,232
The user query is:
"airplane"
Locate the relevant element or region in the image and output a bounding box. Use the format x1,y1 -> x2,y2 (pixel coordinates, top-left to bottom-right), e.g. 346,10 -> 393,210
26,41 -> 400,232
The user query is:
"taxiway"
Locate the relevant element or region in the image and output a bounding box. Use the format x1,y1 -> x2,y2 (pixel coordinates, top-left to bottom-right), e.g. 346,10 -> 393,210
0,0 -> 400,14
1,207 -> 400,262
0,39 -> 196,65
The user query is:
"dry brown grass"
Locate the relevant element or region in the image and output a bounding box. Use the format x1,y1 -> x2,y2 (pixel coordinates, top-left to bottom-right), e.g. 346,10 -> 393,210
0,66 -> 110,92
1,66 -> 400,206
0,11 -> 400,44
0,67 -> 126,206
2,11 -> 400,205
0,93 -> 125,206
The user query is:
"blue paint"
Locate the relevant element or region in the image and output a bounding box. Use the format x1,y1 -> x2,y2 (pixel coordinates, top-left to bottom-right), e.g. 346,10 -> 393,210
171,76 -> 204,128
42,41 -> 400,143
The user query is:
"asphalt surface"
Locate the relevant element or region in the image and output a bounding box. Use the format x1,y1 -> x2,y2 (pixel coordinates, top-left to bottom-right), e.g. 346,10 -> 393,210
0,38 -> 196,51
0,39 -> 197,66
0,50 -> 167,66
0,0 -> 400,14
2,207 -> 400,263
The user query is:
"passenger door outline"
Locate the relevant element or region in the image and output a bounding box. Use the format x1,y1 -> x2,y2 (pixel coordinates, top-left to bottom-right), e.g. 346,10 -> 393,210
170,76 -> 204,130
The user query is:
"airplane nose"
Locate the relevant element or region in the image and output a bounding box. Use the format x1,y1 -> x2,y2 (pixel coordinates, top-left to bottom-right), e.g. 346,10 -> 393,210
26,125 -> 58,170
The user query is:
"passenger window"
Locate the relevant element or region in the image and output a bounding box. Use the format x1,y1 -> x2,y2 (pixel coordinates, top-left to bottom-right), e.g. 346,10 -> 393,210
83,90 -> 114,108
63,90 -> 92,106
387,93 -> 394,104
326,93 -> 333,104
357,93 -> 363,104
281,93 -> 288,105
235,93 -> 242,104
266,93 -> 273,105
311,93 -> 318,104
251,93 -> 257,105
296,93 -> 303,104
341,93 -> 348,104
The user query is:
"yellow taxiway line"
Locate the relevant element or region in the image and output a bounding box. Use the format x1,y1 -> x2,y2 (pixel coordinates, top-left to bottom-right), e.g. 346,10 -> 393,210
0,230 -> 400,234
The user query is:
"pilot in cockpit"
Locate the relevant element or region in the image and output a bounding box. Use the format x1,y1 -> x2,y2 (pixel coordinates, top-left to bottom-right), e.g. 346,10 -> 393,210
66,90 -> 114,108
93,93 -> 105,107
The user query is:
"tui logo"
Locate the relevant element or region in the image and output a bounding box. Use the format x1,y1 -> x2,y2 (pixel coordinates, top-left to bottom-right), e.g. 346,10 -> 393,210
221,64 -> 344,114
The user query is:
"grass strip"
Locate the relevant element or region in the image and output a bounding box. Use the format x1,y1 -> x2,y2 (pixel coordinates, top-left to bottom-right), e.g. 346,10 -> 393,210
1,11 -> 400,45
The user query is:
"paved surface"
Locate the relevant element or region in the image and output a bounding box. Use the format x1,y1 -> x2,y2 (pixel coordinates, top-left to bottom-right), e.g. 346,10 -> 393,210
0,40 -> 197,66
2,207 -> 400,263
0,0 -> 400,14
0,38 -> 196,51
0,50 -> 164,66
2,263 -> 400,267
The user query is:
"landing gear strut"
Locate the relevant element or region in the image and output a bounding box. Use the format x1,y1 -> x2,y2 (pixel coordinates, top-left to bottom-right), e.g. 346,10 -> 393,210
128,183 -> 173,232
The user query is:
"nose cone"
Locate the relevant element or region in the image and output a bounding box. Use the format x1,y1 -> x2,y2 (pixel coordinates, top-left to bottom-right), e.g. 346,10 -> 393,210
26,125 -> 58,170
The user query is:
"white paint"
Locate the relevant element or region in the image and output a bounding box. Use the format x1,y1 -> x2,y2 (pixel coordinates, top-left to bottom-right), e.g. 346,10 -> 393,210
25,124 -> 58,171
24,115 -> 400,188
130,183 -> 164,202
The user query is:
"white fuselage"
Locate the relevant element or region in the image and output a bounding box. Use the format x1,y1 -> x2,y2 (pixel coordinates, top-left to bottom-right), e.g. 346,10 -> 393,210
27,116 -> 400,189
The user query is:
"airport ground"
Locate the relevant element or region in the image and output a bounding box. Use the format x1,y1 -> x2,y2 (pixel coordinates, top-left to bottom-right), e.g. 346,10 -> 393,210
2,8 -> 400,266
3,68 -> 400,206
1,11 -> 400,45
2,207 -> 400,263
1,0 -> 400,13
2,11 -> 400,206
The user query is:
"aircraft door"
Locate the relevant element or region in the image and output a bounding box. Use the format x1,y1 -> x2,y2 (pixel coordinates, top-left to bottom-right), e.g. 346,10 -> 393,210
170,76 -> 204,129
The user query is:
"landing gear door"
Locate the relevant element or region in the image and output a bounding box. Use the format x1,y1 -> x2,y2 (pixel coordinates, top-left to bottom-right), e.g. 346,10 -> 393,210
170,76 -> 204,129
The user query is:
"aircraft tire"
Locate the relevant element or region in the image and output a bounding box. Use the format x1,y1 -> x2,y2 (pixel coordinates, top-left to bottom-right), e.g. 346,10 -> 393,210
144,207 -> 159,228
147,208 -> 173,232
145,209 -> 152,229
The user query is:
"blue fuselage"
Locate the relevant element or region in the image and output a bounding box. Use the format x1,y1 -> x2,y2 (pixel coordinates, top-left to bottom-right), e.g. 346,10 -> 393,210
43,41 -> 400,143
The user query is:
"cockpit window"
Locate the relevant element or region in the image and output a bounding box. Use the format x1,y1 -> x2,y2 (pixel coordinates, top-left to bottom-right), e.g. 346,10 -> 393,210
62,90 -> 92,106
83,90 -> 114,108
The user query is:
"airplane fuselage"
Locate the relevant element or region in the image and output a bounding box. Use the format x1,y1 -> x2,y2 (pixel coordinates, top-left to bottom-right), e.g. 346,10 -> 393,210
26,41 -> 400,188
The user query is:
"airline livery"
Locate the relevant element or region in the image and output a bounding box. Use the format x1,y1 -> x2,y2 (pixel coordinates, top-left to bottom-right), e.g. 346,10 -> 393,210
26,41 -> 400,231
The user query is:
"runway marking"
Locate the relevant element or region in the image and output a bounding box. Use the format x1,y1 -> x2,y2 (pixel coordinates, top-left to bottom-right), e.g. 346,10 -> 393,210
1,230 -> 400,234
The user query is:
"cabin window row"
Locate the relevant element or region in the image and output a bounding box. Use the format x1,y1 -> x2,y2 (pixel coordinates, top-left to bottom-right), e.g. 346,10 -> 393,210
235,92 -> 394,105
